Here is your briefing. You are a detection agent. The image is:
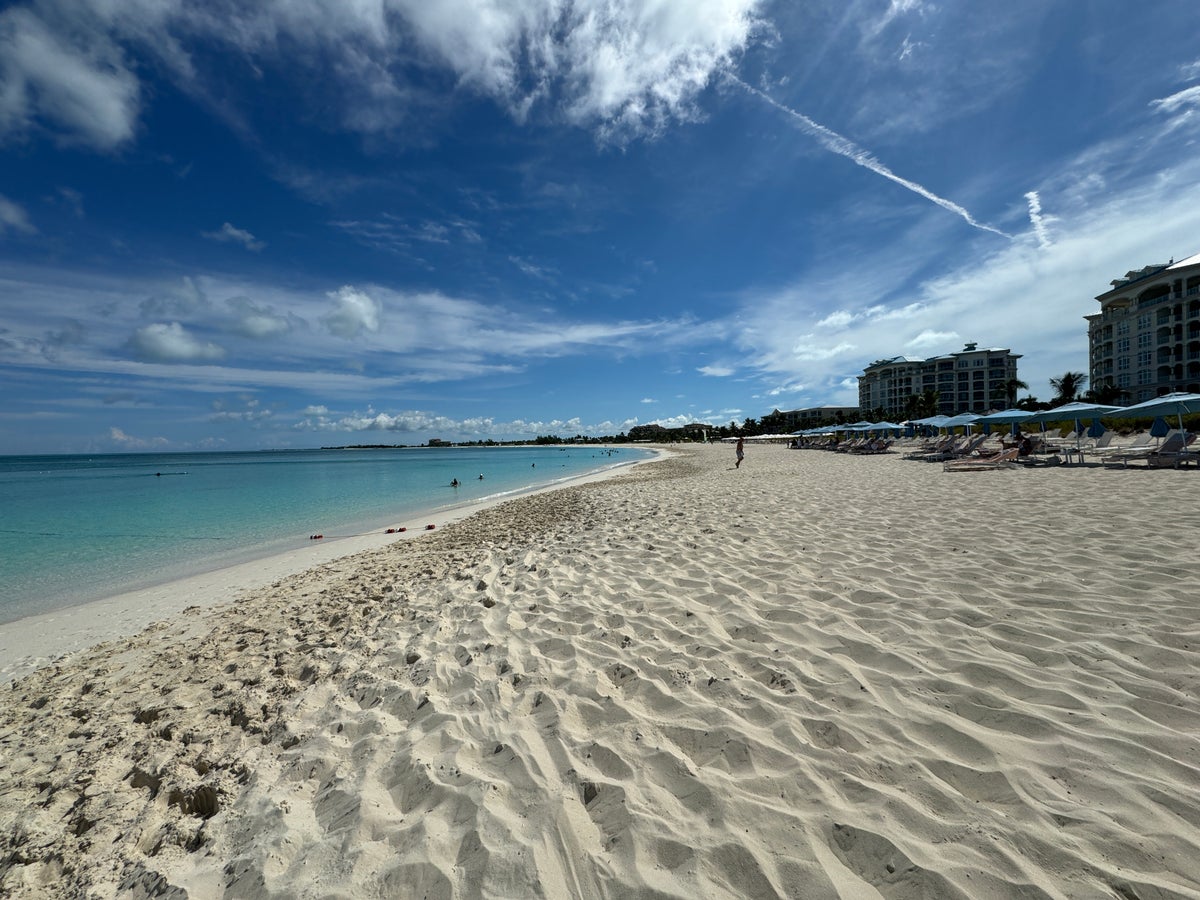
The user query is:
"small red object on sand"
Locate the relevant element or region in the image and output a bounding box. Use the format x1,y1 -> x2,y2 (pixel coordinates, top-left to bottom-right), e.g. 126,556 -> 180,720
425,524 -> 436,530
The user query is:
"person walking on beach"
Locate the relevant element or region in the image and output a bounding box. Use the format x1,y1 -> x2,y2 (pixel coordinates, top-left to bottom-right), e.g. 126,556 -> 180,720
735,437 -> 745,469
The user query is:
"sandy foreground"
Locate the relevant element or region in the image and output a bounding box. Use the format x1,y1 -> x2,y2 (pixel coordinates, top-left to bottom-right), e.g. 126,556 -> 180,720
1,443 -> 1199,899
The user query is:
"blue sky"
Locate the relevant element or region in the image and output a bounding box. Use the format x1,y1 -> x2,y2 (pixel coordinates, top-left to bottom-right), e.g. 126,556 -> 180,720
3,1 -> 1200,453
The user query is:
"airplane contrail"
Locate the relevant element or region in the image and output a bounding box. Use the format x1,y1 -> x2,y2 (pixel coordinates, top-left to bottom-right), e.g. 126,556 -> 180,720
1025,190 -> 1052,249
730,76 -> 1011,240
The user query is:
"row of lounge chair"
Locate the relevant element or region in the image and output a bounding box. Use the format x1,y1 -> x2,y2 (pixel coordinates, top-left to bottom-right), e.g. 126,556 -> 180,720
800,428 -> 1198,471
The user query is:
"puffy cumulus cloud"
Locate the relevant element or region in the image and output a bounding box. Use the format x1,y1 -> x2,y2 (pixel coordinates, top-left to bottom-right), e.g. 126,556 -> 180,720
554,0 -> 766,141
645,413 -> 716,429
0,6 -> 139,149
3,0 -> 766,149
323,286 -> 382,339
108,425 -> 168,448
294,407 -> 636,440
226,296 -> 295,339
128,321 -> 226,362
0,193 -> 36,234
203,222 -> 264,252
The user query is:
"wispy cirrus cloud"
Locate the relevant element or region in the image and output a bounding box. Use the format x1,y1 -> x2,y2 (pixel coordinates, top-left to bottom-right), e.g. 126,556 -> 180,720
203,222 -> 264,252
0,193 -> 36,234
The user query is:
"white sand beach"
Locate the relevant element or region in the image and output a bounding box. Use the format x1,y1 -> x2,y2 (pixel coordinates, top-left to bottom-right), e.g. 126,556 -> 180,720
2,442 -> 1199,899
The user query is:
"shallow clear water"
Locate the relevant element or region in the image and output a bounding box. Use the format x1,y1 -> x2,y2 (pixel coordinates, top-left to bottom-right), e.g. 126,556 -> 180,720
0,445 -> 648,623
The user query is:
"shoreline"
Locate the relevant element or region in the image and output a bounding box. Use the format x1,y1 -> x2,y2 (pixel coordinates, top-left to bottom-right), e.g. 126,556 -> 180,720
2,442 -> 1198,898
0,448 -> 667,683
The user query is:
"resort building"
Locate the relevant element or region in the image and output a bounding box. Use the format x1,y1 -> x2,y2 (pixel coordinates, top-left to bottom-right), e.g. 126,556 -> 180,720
857,343 -> 1022,419
770,406 -> 860,431
1086,252 -> 1200,402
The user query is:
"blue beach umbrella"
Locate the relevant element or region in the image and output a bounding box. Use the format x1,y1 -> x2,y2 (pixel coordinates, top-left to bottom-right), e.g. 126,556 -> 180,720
940,412 -> 980,433
1087,418 -> 1107,438
1026,401 -> 1124,427
1149,416 -> 1171,438
1027,401 -> 1123,454
974,409 -> 1035,429
1111,392 -> 1200,437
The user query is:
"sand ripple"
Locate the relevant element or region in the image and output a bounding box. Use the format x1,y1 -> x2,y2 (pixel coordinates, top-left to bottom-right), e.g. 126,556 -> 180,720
2,445 -> 1199,898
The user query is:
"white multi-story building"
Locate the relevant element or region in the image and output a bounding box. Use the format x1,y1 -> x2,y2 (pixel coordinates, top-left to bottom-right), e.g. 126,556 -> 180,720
858,343 -> 1022,419
1086,252 -> 1200,403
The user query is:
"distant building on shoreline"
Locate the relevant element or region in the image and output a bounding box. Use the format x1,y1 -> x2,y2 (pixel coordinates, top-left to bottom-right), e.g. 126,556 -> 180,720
770,406 -> 861,431
1086,252 -> 1200,403
857,342 -> 1022,419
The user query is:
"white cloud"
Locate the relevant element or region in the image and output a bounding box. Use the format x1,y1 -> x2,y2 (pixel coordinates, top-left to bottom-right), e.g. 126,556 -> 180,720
905,330 -> 958,350
108,425 -> 168,448
1150,84 -> 1200,133
296,408 -> 632,440
226,296 -> 294,339
203,222 -> 264,252
791,340 -> 855,361
0,6 -> 139,148
129,322 -> 226,363
817,310 -> 856,329
0,193 -> 35,234
323,286 -> 382,339
2,0 -> 767,149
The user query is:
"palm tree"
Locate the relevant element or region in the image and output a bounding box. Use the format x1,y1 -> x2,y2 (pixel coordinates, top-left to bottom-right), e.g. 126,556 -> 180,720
1085,379 -> 1129,406
904,388 -> 940,420
991,377 -> 1028,408
1049,371 -> 1087,405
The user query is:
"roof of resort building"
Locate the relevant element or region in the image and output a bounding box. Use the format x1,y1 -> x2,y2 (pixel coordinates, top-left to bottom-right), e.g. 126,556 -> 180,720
1099,249 -> 1200,297
1166,251 -> 1200,271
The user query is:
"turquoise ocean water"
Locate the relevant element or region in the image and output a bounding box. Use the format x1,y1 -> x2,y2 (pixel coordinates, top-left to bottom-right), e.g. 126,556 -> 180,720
0,445 -> 651,624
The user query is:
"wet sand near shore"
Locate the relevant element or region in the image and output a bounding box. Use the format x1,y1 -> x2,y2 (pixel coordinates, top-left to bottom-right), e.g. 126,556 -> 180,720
1,443 -> 1198,898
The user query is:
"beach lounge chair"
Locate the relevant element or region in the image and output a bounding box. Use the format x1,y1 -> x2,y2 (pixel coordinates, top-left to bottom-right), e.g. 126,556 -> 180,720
1094,432 -> 1153,459
1144,432 -> 1198,468
1101,430 -> 1186,468
903,436 -> 952,460
943,447 -> 1020,472
1063,430 -> 1114,464
923,435 -> 979,462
